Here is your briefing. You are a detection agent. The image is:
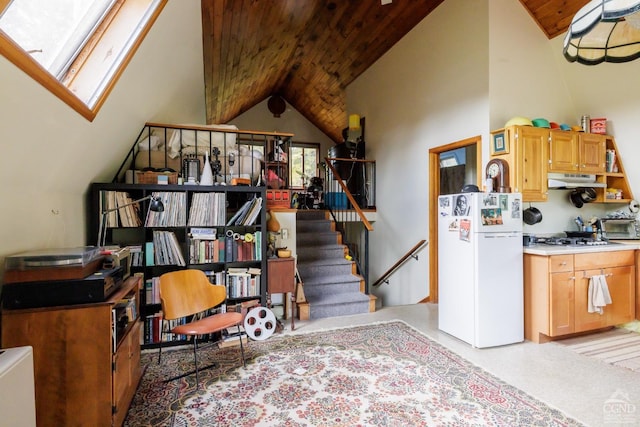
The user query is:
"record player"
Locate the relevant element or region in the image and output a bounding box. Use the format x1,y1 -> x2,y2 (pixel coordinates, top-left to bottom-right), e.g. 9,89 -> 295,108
3,246 -> 103,284
1,247 -> 123,310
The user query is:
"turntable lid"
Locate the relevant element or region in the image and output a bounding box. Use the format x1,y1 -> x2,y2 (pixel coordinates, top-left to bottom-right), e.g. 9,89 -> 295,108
5,247 -> 101,269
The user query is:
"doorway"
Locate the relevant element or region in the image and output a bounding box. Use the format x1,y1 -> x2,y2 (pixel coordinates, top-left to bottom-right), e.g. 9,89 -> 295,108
427,136 -> 482,303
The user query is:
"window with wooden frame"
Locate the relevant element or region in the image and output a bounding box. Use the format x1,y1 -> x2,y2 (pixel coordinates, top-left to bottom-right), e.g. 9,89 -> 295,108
289,142 -> 320,189
0,0 -> 167,121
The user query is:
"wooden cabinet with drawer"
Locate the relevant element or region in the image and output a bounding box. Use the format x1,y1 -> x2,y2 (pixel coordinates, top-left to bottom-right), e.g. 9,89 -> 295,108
524,250 -> 635,343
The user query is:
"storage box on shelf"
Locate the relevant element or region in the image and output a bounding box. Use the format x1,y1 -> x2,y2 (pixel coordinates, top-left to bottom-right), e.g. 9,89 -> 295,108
89,182 -> 268,349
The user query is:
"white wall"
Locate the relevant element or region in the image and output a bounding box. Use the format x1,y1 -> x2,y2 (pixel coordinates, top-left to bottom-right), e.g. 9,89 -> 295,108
230,98 -> 334,159
0,0 -> 206,265
347,0 -> 490,306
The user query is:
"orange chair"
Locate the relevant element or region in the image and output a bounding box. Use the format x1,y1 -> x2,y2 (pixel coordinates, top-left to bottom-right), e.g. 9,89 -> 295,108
157,269 -> 246,387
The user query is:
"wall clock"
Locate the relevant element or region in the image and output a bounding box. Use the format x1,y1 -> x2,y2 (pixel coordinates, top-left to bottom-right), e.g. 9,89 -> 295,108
486,158 -> 511,193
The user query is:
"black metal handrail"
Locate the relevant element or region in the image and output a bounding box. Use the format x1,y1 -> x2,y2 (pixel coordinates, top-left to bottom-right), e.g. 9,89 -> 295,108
323,157 -> 375,293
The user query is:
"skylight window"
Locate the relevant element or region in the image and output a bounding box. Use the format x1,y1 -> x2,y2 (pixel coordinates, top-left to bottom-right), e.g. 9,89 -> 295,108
0,0 -> 167,120
0,0 -> 116,78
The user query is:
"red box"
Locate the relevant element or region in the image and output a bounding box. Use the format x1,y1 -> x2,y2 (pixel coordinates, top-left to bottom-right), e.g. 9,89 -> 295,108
590,118 -> 607,134
266,189 -> 291,208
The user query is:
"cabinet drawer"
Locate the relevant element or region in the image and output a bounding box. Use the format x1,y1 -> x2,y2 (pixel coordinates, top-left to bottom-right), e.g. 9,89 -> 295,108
574,250 -> 634,270
549,255 -> 574,272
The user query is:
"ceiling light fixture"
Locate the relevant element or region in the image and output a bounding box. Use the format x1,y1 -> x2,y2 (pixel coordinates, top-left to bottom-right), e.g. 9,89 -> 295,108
564,0 -> 640,64
267,95 -> 286,117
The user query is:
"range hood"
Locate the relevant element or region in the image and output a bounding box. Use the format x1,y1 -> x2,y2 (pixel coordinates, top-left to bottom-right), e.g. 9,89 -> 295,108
548,173 -> 606,189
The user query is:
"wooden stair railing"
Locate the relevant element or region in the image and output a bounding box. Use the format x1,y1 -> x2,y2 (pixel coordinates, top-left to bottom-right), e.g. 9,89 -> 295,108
371,240 -> 428,288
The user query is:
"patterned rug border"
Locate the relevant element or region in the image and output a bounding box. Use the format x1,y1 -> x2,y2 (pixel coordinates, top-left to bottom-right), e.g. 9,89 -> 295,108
127,320 -> 584,426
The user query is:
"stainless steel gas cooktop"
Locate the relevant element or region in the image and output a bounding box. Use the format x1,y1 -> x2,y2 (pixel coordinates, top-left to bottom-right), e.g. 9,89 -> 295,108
535,236 -> 615,246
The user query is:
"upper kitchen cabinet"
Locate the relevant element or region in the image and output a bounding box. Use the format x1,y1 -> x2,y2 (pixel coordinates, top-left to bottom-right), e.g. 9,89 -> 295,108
579,133 -> 606,173
548,131 -> 605,173
492,126 -> 633,204
491,126 -> 548,202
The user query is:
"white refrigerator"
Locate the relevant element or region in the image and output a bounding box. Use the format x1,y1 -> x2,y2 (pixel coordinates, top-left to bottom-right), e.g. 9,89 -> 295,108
437,192 -> 524,348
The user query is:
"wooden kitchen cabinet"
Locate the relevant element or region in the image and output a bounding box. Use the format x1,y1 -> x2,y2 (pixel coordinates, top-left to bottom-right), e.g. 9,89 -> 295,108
492,126 -> 548,202
548,130 -> 578,172
548,131 -> 605,173
524,250 -> 635,343
492,126 -> 629,203
1,276 -> 142,427
579,133 -> 606,172
549,272 -> 575,337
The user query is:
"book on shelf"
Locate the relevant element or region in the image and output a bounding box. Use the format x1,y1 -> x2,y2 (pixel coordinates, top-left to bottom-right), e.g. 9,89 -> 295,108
145,192 -> 187,227
100,190 -> 143,228
189,227 -> 217,240
145,242 -> 155,266
226,196 -> 263,226
128,245 -> 143,267
606,149 -> 619,173
152,230 -> 186,266
145,277 -> 161,305
188,192 -> 226,226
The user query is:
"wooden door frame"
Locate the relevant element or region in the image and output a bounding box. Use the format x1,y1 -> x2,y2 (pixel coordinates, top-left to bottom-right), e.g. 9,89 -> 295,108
427,136 -> 483,303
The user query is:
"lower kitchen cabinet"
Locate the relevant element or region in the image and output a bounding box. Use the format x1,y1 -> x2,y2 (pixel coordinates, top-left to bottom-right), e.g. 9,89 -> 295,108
524,250 -> 636,343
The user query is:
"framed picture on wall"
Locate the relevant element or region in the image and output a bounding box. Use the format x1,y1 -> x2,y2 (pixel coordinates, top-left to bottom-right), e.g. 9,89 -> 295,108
491,132 -> 508,155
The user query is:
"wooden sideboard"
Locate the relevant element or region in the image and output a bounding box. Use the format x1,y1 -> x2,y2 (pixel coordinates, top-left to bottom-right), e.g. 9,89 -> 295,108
1,276 -> 142,427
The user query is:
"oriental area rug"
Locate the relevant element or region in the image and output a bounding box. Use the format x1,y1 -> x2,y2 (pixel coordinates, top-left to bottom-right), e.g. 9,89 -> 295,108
124,321 -> 582,427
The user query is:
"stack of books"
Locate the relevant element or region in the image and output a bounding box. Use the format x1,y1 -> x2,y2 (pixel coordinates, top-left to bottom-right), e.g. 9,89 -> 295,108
219,325 -> 247,348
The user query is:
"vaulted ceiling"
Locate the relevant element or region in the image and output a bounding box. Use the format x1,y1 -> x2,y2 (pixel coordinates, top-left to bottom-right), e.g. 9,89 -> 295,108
201,0 -> 589,143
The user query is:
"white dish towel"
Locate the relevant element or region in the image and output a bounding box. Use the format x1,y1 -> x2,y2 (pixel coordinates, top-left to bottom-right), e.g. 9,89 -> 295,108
588,274 -> 612,314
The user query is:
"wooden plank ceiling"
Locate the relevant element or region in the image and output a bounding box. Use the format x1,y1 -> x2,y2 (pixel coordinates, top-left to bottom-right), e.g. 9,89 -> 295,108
201,0 -> 589,143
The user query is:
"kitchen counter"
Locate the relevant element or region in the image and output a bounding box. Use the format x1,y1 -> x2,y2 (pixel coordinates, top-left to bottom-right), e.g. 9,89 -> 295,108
523,240 -> 640,255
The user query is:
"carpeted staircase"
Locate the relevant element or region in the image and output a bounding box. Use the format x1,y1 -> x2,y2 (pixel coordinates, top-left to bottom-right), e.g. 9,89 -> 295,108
295,210 -> 374,319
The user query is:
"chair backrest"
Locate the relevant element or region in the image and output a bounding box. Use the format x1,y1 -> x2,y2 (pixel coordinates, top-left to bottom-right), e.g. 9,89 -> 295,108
159,269 -> 227,320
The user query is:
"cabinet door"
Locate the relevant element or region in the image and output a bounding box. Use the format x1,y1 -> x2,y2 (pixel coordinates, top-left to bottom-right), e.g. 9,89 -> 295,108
606,265 -> 635,326
574,269 -> 608,332
113,321 -> 142,427
579,133 -> 606,172
549,272 -> 575,336
515,126 -> 548,201
548,130 -> 578,172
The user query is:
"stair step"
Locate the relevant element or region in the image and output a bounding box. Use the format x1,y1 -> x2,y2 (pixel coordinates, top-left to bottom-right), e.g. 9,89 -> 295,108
296,210 -> 328,220
297,245 -> 346,261
297,232 -> 340,246
307,295 -> 371,320
306,291 -> 370,305
296,219 -> 333,233
303,282 -> 362,297
298,261 -> 354,278
301,273 -> 361,285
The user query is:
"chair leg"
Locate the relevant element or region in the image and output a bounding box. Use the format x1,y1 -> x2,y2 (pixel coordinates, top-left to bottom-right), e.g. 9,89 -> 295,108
237,324 -> 246,368
157,319 -> 164,364
193,336 -> 200,388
